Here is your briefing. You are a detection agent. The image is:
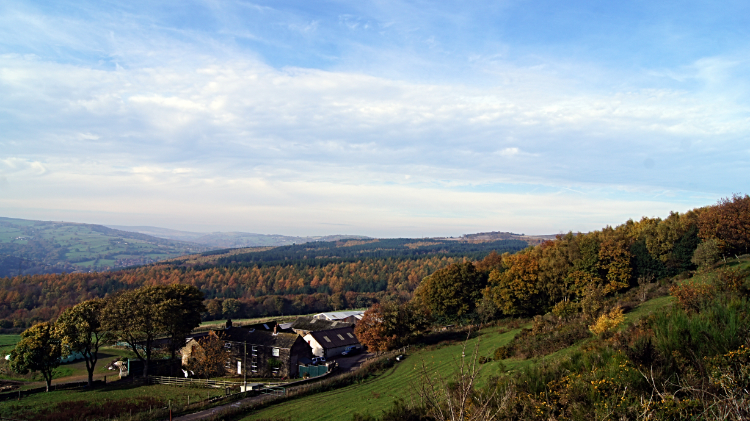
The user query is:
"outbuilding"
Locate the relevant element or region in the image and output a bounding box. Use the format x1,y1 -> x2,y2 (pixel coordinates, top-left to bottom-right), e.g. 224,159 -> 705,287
303,326 -> 360,358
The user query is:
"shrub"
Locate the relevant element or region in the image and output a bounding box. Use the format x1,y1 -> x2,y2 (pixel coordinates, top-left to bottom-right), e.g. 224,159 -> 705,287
669,281 -> 715,312
493,346 -> 512,360
692,238 -> 722,268
588,306 -> 624,337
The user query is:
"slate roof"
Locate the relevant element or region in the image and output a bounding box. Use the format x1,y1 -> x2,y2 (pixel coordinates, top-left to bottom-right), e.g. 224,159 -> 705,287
290,316 -> 353,333
308,326 -> 360,349
217,326 -> 299,349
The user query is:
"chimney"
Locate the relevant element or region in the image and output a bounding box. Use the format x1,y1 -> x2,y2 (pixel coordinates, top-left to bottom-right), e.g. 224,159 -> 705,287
273,324 -> 278,335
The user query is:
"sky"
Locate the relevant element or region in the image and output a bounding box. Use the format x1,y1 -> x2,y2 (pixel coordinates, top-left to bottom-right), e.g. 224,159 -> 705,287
0,0 -> 748,237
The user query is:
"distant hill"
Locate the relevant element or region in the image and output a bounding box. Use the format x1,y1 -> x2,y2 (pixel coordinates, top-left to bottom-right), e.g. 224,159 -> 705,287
459,231 -> 559,245
106,225 -> 371,248
0,217 -> 210,277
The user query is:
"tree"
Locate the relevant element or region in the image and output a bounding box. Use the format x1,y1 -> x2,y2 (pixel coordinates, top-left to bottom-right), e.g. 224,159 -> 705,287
55,298 -> 111,387
692,238 -> 722,268
698,194 -> 750,257
414,262 -> 486,321
102,287 -> 162,377
9,322 -> 62,391
355,301 -> 430,352
160,285 -> 206,363
485,251 -> 544,316
185,333 -> 227,379
102,284 -> 206,377
355,303 -> 393,353
222,298 -> 240,319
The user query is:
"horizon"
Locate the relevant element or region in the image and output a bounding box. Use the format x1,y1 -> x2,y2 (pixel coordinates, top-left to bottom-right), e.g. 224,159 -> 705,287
1,1 -> 748,237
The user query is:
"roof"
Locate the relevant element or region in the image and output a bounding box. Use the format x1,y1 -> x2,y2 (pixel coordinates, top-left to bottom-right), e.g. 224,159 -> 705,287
307,326 -> 360,349
290,316 -> 353,333
312,311 -> 365,321
216,326 -> 300,349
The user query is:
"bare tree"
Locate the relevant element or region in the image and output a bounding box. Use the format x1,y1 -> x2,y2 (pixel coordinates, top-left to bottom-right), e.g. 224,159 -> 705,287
415,336 -> 513,421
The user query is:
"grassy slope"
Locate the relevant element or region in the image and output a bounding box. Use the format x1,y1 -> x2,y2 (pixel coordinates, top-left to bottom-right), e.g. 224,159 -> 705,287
0,217 -> 207,273
242,293 -> 676,421
0,382 -> 227,420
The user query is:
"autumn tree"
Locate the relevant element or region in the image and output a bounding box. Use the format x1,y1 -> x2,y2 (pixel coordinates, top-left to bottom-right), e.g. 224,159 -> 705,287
414,262 -> 486,321
355,303 -> 391,352
597,238 -> 632,294
185,333 -> 227,379
485,251 -> 544,316
698,194 -> 750,256
355,301 -> 429,352
9,322 -> 62,391
55,298 -> 111,387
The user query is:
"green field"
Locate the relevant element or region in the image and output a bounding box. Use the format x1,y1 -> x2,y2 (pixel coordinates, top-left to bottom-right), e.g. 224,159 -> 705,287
0,217 -> 209,276
0,381 -> 228,420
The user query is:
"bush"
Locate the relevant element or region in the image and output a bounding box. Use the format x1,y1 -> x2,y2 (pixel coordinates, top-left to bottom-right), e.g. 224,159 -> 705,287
493,346 -> 511,360
588,306 -> 624,337
669,281 -> 715,312
692,238 -> 722,268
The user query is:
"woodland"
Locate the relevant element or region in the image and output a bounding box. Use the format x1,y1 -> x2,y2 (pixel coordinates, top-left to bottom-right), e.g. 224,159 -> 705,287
0,238 -> 526,329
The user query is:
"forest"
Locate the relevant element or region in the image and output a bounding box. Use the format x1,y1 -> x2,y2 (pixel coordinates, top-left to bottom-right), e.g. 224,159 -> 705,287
0,238 -> 527,329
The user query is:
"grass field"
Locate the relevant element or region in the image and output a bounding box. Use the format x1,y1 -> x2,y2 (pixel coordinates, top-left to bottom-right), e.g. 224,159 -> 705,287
0,343 -> 135,385
0,380 -> 228,420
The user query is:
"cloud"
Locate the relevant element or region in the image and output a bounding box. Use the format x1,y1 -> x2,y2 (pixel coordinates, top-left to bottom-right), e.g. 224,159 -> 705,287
0,158 -> 47,176
0,1 -> 748,235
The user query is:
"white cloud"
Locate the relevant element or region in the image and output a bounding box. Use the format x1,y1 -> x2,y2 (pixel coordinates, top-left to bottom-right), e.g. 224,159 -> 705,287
0,1 -> 748,235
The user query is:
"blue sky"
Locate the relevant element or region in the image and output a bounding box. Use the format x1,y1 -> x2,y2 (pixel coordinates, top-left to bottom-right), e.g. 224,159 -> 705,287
0,0 -> 748,236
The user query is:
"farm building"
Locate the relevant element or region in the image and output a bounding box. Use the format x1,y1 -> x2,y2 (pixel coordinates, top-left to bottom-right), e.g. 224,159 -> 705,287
311,310 -> 365,323
289,316 -> 354,336
303,326 -> 360,358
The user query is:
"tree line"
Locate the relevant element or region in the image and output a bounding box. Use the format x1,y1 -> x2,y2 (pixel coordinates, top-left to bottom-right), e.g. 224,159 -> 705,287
355,194 -> 750,351
0,255 -> 473,328
9,284 -> 205,391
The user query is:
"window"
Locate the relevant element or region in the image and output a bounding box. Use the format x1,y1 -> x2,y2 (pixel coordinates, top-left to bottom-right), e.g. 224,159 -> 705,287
347,333 -> 354,338
323,336 -> 331,343
337,334 -> 345,341
272,347 -> 280,357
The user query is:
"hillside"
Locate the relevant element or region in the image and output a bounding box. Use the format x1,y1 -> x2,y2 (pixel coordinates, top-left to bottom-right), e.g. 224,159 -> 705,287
0,217 -> 210,277
107,225 -> 372,248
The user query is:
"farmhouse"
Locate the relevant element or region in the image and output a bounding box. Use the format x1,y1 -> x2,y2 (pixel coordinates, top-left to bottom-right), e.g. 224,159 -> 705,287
303,326 -> 360,358
182,324 -> 311,378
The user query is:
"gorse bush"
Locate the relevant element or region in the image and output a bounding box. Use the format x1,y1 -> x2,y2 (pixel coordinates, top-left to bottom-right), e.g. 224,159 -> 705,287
588,306 -> 624,337
651,296 -> 750,375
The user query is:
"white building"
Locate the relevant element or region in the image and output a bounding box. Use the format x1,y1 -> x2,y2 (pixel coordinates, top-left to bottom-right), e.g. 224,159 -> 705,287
303,326 -> 360,358
311,310 -> 365,323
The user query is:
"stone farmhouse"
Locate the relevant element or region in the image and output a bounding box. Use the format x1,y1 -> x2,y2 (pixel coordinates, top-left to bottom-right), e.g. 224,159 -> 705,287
182,322 -> 311,378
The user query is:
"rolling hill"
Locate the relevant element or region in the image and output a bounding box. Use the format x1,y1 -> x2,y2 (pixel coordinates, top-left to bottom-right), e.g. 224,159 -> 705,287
0,217 -> 210,277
